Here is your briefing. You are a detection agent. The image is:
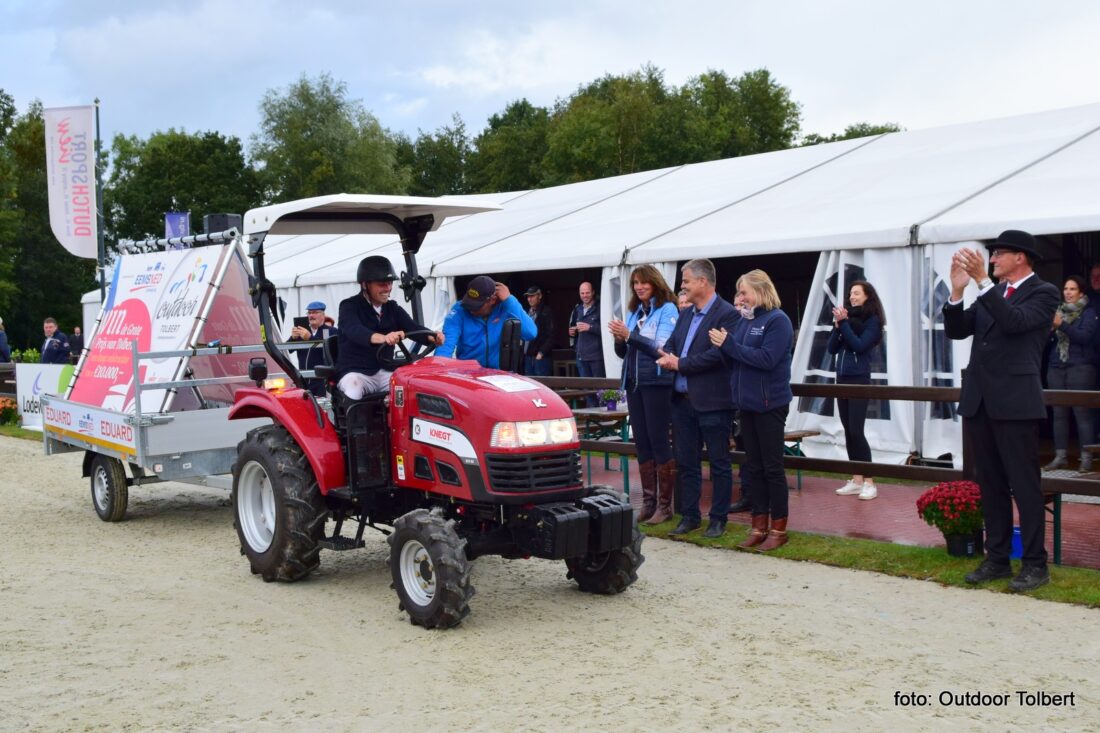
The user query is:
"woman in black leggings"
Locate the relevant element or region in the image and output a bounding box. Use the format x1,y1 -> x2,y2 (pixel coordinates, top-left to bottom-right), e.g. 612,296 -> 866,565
827,280 -> 885,500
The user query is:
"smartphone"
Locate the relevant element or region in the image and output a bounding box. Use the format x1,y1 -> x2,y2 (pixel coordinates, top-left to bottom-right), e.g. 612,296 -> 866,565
293,316 -> 309,329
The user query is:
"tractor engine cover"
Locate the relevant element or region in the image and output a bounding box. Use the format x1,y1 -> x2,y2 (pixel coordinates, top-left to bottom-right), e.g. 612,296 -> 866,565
514,503 -> 590,560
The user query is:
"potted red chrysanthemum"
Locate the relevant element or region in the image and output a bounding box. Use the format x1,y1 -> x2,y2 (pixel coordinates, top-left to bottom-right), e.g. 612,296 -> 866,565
916,480 -> 984,557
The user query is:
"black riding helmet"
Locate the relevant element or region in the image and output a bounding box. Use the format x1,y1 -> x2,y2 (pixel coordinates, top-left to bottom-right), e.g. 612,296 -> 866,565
357,255 -> 397,284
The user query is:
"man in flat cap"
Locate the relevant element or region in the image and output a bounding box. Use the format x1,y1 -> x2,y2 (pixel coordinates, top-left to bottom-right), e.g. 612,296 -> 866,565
437,276 -> 536,369
944,230 -> 1059,592
289,300 -> 337,396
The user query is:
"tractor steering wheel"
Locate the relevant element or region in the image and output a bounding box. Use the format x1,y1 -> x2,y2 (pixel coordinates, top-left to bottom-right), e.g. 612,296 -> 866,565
376,328 -> 438,371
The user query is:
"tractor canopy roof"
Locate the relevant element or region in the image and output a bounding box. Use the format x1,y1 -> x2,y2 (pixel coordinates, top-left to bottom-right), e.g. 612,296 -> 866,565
243,194 -> 501,237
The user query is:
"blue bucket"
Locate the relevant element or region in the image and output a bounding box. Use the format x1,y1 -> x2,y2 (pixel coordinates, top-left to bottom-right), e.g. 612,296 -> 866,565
1010,526 -> 1023,559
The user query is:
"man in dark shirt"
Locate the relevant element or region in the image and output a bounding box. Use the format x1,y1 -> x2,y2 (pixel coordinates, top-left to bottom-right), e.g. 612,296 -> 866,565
68,326 -> 84,364
289,301 -> 337,397
570,281 -> 603,406
523,286 -> 554,377
40,318 -> 71,364
335,256 -> 443,399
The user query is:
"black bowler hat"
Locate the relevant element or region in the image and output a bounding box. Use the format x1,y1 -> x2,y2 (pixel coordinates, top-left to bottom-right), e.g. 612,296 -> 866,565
986,230 -> 1042,262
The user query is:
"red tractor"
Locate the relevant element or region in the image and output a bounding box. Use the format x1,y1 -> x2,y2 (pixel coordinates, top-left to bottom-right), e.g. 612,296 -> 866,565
228,196 -> 642,628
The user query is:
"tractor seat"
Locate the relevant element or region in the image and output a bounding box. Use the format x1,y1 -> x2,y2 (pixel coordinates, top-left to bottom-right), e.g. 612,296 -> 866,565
313,334 -> 338,380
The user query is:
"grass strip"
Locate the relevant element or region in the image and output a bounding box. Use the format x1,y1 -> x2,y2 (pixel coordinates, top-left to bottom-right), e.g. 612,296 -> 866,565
641,519 -> 1100,608
0,424 -> 41,441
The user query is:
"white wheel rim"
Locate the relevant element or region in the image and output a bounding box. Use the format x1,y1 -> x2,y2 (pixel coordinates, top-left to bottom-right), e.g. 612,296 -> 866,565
92,466 -> 110,511
238,461 -> 276,552
399,539 -> 436,607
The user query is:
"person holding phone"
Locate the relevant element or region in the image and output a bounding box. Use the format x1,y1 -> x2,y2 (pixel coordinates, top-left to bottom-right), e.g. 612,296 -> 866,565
289,301 -> 336,397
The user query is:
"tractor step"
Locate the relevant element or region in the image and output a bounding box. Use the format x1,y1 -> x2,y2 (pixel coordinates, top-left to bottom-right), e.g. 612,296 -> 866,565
318,536 -> 366,552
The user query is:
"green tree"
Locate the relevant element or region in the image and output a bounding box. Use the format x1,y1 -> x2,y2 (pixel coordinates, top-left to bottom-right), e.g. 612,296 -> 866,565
0,99 -> 95,349
467,99 -> 550,193
801,122 -> 903,146
250,72 -> 408,200
401,114 -> 472,196
106,129 -> 262,239
0,89 -> 20,317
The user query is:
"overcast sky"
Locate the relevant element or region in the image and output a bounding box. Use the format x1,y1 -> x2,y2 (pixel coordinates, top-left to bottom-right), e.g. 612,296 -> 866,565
4,0 -> 1100,148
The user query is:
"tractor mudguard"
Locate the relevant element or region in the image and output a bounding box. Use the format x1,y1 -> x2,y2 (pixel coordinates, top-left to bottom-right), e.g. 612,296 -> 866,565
229,386 -> 346,493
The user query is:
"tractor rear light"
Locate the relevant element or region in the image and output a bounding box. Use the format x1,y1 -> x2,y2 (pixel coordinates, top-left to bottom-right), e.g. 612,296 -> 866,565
263,377 -> 288,391
490,418 -> 578,448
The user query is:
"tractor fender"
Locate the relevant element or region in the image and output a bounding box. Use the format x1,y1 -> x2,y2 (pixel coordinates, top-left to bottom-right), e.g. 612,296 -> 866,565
229,387 -> 347,493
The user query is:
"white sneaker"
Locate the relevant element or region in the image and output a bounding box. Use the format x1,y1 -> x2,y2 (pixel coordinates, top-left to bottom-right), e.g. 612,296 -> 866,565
858,483 -> 878,500
836,481 -> 863,495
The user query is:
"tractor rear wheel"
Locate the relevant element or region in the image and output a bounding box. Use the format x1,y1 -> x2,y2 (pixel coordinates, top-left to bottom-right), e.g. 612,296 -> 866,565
232,425 -> 326,582
90,454 -> 128,522
388,508 -> 474,629
566,487 -> 645,594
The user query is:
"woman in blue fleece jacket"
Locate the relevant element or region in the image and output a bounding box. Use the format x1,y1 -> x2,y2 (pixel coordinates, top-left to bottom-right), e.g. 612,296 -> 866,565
826,280 -> 884,500
708,269 -> 793,551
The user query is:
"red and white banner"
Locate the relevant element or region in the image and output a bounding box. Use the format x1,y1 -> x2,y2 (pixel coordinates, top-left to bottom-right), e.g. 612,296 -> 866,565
44,105 -> 98,259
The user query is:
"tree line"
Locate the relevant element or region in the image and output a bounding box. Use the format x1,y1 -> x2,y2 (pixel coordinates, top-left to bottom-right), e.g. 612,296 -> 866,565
0,66 -> 899,349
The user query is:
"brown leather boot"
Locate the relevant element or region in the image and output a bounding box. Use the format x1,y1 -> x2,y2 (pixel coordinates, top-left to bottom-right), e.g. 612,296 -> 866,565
636,460 -> 658,523
757,517 -> 789,552
646,460 -> 676,525
738,514 -> 769,548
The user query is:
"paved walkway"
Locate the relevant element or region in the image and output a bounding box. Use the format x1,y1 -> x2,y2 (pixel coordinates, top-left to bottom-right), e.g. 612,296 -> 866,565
590,459 -> 1100,570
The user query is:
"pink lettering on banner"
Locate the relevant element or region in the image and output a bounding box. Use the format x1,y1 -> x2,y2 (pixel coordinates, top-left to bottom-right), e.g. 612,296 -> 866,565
69,298 -> 153,411
45,406 -> 72,426
100,421 -> 133,443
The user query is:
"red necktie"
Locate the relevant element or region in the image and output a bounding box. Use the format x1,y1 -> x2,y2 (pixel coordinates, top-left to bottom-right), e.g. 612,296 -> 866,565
1005,285 -> 1016,299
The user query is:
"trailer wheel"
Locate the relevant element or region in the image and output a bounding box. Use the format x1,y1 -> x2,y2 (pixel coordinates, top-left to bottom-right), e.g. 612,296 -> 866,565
232,425 -> 326,582
565,487 -> 645,594
90,455 -> 128,522
388,508 -> 474,629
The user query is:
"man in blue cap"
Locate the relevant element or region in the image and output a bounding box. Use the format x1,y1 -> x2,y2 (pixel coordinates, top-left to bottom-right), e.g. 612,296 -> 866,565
289,300 -> 336,396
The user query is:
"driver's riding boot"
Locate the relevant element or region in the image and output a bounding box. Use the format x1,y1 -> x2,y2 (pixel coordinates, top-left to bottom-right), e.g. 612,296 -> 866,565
646,460 -> 676,525
636,460 -> 658,523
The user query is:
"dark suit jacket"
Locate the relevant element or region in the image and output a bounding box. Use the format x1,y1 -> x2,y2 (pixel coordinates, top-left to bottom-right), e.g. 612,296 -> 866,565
943,275 -> 1060,420
336,295 -> 430,377
661,294 -> 738,412
41,332 -> 71,364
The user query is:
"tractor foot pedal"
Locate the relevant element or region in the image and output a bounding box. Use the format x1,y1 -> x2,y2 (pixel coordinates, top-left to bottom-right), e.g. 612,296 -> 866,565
318,536 -> 365,551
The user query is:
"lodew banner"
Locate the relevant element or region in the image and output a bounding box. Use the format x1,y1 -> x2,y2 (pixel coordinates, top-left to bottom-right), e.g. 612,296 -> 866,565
15,364 -> 74,430
44,105 -> 98,259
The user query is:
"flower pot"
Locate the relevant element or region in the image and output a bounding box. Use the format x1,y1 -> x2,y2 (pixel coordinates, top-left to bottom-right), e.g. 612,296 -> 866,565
604,400 -> 617,411
944,530 -> 984,558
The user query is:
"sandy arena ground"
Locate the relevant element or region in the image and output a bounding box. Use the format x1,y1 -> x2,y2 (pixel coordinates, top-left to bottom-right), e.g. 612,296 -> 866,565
0,434 -> 1097,732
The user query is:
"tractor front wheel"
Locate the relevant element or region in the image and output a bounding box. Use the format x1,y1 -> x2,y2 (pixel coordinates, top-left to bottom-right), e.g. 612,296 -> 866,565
388,508 -> 474,629
232,425 -> 326,582
566,487 -> 645,594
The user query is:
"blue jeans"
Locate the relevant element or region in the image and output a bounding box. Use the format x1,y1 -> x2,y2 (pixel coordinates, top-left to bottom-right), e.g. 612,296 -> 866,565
576,359 -> 605,406
525,355 -> 551,377
671,394 -> 733,522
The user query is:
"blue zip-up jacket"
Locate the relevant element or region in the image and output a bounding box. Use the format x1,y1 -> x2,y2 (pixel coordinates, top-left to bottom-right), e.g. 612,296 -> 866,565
613,299 -> 679,390
826,313 -> 881,378
717,306 -> 793,413
1047,305 -> 1099,369
437,295 -> 537,369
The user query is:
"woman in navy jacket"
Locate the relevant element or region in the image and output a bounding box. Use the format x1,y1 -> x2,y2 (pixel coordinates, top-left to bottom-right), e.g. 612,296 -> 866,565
826,280 -> 884,500
1043,275 -> 1098,472
608,265 -> 679,525
708,269 -> 793,551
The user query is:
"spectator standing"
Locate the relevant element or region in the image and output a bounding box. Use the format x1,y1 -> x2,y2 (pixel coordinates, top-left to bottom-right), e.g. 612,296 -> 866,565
570,282 -> 604,406
655,258 -> 738,538
943,230 -> 1059,592
69,326 -> 84,365
0,316 -> 10,362
608,265 -> 679,524
41,318 -> 71,364
523,286 -> 554,377
1043,276 -> 1098,473
290,301 -> 338,397
827,280 -> 885,500
709,270 -> 794,551
438,276 -> 537,369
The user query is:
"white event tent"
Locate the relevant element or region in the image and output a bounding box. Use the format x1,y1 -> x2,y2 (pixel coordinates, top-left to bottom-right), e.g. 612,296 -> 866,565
84,102 -> 1100,463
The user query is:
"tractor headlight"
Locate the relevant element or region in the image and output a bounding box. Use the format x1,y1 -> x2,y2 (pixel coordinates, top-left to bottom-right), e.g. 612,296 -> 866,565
490,418 -> 577,448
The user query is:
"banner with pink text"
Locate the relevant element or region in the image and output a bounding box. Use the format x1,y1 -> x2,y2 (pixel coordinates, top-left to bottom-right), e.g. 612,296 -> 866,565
44,105 -> 98,259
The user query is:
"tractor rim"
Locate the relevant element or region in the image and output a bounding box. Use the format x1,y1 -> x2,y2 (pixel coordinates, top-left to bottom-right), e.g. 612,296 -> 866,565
399,539 -> 436,607
238,461 -> 275,552
92,465 -> 110,512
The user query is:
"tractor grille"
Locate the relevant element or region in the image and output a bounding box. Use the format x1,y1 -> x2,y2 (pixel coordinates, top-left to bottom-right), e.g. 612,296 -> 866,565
485,450 -> 582,492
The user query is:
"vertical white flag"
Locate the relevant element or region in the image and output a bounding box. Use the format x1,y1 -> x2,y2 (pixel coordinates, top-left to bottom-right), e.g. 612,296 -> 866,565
44,105 -> 98,259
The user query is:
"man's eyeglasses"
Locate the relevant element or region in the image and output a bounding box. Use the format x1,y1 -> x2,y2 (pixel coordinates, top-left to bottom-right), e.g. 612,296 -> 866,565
989,249 -> 1021,259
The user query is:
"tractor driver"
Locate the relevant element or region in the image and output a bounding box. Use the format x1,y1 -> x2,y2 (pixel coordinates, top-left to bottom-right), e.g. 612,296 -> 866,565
436,275 -> 537,369
334,255 -> 444,399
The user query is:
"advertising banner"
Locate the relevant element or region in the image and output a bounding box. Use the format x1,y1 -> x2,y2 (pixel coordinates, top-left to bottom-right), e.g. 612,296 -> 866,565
15,363 -> 73,429
42,398 -> 137,458
43,105 -> 98,259
165,211 -> 191,239
68,245 -> 231,413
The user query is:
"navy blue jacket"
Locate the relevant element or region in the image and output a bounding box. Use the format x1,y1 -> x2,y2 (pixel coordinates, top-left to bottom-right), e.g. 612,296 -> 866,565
336,295 -> 430,378
1047,305 -> 1099,369
826,313 -> 881,378
718,307 -> 793,413
613,300 -> 679,390
41,332 -> 71,364
0,331 -> 9,362
570,301 -> 603,361
661,294 -> 738,412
